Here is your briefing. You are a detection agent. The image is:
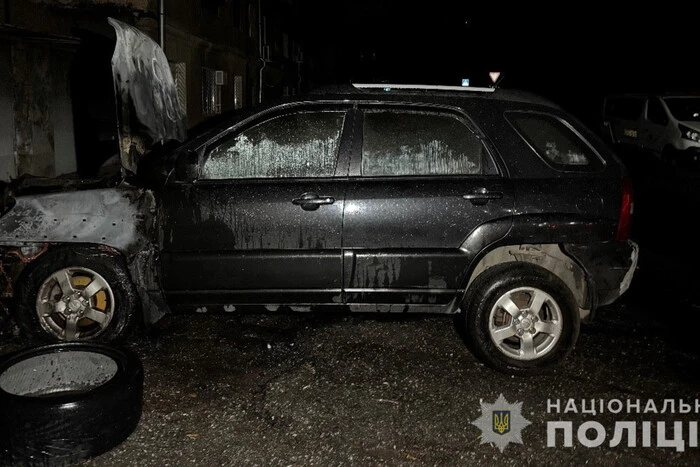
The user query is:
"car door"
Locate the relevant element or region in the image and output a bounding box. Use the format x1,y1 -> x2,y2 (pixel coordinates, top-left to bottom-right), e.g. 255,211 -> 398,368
160,103 -> 353,308
605,96 -> 645,148
640,96 -> 670,154
341,104 -> 514,308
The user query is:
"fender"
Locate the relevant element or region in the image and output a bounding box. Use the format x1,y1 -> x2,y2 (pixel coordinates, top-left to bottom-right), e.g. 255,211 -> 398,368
456,213 -> 616,320
0,187 -> 168,325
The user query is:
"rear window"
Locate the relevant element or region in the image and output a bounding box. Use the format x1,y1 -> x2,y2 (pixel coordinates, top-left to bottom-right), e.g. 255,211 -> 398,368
506,112 -> 605,172
604,97 -> 644,120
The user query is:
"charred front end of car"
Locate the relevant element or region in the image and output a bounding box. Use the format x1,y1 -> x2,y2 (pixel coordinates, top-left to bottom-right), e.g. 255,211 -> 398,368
0,187 -> 166,340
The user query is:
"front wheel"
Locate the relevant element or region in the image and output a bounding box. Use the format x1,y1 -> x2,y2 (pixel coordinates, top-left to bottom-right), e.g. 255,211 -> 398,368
12,246 -> 140,343
461,263 -> 580,375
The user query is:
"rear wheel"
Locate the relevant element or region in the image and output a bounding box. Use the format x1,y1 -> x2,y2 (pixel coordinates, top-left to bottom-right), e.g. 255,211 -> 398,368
462,263 -> 580,374
13,247 -> 140,343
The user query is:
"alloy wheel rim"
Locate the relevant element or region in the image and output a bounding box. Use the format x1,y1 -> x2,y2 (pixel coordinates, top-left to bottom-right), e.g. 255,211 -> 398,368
488,286 -> 563,361
35,267 -> 115,341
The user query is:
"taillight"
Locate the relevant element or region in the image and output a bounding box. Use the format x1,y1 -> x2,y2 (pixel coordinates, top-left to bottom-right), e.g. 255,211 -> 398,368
615,176 -> 634,241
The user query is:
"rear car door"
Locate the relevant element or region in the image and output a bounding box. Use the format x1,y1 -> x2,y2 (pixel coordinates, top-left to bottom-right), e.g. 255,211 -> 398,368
160,103 -> 352,307
342,104 -> 514,308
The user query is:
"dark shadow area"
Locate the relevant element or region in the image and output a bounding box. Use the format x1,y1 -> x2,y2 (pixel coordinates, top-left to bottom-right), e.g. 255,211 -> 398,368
606,145 -> 700,365
69,28 -> 119,178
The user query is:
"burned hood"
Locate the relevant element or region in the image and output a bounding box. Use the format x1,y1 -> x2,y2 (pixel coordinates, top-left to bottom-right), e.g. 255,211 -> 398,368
108,18 -> 186,174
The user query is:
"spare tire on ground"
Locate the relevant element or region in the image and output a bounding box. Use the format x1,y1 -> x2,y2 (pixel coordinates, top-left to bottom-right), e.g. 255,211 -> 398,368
0,342 -> 143,466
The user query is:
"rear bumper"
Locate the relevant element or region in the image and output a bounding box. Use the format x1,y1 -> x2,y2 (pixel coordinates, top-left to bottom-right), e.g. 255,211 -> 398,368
564,240 -> 639,309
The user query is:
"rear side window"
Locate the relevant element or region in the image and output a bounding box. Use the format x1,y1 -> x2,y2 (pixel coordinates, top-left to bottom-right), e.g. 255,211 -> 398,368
202,111 -> 345,179
361,110 -> 498,176
604,97 -> 644,120
506,112 -> 604,171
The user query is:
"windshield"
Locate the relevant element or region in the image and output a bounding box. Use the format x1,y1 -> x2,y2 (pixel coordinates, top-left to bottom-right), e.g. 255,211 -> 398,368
662,97 -> 700,122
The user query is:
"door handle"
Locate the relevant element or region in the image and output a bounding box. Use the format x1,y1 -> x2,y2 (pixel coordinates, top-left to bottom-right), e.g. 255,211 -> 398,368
292,192 -> 335,211
462,188 -> 503,205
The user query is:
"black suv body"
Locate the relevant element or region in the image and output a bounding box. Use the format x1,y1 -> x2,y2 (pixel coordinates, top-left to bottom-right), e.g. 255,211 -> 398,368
0,22 -> 638,374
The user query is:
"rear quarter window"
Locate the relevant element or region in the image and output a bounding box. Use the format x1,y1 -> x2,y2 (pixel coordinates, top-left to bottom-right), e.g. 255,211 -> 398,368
506,111 -> 605,172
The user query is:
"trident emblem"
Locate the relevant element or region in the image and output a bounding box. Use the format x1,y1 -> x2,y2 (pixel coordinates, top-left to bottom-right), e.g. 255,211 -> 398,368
492,410 -> 511,435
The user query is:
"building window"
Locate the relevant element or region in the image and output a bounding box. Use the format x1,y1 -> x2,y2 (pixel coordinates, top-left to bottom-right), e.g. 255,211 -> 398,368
202,67 -> 226,116
170,62 -> 187,116
231,0 -> 241,28
233,75 -> 243,110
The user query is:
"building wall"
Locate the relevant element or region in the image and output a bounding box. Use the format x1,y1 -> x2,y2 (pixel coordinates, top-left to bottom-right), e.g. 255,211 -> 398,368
0,0 -> 305,180
165,0 -> 259,126
0,43 -> 16,181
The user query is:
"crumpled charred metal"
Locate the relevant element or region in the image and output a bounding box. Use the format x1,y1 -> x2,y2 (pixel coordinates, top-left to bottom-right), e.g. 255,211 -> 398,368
108,17 -> 186,175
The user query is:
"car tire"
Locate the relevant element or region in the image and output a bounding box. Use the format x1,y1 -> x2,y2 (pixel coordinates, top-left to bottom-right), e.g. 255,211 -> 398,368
12,246 -> 140,343
461,263 -> 580,375
0,342 -> 143,466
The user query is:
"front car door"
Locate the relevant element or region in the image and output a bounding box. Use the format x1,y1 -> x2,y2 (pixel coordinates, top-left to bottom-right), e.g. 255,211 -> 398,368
160,103 -> 352,309
640,96 -> 669,154
342,104 -> 514,310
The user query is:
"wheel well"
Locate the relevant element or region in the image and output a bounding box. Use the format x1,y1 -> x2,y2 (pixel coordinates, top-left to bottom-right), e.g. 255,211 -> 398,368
465,244 -> 590,319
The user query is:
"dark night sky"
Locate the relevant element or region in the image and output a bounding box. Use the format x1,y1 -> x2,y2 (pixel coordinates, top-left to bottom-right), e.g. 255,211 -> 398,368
297,2 -> 700,126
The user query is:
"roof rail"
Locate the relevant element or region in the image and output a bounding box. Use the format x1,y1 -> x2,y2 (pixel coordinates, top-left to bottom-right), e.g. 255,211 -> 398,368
351,83 -> 496,93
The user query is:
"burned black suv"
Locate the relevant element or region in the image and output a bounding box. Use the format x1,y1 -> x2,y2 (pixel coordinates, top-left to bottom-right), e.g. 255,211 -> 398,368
0,21 -> 637,375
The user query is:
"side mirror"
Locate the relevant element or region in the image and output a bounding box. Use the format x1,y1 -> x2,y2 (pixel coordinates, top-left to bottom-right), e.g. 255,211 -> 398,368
174,149 -> 199,182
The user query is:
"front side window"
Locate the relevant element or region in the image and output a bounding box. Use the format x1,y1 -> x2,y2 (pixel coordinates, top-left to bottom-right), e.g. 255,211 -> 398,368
202,111 -> 345,179
507,112 -> 603,171
361,110 -> 496,176
662,97 -> 700,122
646,98 -> 669,126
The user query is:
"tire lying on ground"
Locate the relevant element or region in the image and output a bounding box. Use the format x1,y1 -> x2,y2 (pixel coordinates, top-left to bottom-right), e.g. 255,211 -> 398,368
0,342 -> 143,466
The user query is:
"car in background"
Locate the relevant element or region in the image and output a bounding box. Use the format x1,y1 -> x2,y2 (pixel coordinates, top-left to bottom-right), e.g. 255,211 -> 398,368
0,21 -> 638,375
601,93 -> 700,167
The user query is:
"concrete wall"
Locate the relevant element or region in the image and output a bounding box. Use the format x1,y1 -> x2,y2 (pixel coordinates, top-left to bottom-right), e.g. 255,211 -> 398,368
0,43 -> 16,181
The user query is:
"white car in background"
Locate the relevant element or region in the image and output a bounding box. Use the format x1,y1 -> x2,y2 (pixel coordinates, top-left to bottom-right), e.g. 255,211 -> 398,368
602,93 -> 700,166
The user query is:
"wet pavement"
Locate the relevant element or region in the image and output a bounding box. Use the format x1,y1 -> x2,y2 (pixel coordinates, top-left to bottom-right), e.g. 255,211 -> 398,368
1,262 -> 699,466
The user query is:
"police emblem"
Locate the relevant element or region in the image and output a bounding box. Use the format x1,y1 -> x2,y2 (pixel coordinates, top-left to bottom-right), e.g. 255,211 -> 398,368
471,394 -> 530,452
493,410 -> 510,435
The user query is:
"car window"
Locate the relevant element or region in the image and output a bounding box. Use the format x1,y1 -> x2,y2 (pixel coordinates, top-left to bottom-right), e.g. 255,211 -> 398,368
361,110 -> 497,176
662,97 -> 700,122
201,111 -> 345,179
646,98 -> 669,126
604,97 -> 644,120
506,112 -> 604,171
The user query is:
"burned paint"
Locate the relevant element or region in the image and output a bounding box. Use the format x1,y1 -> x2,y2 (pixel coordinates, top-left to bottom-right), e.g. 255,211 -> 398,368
0,186 -> 154,255
108,18 -> 186,174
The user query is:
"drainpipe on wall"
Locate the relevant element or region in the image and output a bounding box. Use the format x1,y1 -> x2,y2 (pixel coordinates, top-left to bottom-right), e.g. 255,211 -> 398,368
258,0 -> 265,104
159,0 -> 165,51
